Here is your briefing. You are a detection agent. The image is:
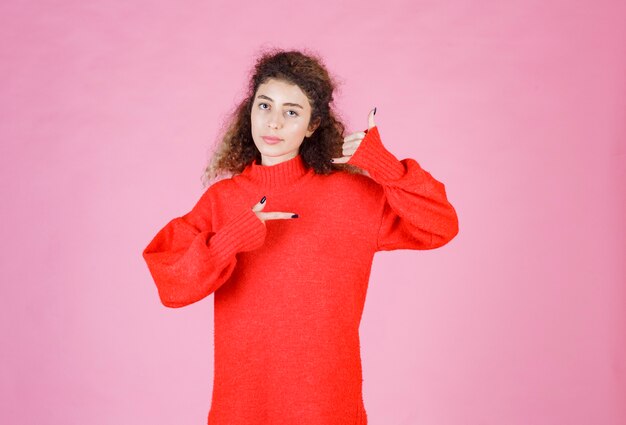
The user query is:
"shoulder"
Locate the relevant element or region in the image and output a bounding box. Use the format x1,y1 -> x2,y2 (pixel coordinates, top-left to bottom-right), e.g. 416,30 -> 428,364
321,168 -> 384,198
309,169 -> 385,223
328,168 -> 380,186
207,171 -> 243,192
196,174 -> 239,205
207,175 -> 237,192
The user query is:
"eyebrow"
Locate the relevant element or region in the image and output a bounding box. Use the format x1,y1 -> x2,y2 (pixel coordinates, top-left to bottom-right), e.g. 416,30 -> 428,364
255,94 -> 304,109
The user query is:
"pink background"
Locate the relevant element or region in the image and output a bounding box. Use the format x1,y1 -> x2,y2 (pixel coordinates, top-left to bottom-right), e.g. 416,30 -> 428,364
1,1 -> 624,424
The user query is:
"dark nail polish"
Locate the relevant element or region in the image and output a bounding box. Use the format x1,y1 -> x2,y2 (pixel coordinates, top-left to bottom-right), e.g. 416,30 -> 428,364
373,107 -> 377,115
260,196 -> 266,204
291,214 -> 299,218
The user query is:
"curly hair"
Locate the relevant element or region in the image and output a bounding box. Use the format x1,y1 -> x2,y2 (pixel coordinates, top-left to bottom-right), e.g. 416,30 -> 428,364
202,47 -> 363,187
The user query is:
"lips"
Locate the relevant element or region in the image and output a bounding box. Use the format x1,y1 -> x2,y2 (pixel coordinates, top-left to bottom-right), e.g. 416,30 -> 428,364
262,136 -> 282,144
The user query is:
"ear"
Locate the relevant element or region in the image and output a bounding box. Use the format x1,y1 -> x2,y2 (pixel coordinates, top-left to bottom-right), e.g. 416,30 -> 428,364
306,117 -> 321,138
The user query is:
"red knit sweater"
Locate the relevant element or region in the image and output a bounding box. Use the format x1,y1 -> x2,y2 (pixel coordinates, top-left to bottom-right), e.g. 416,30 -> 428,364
142,126 -> 459,424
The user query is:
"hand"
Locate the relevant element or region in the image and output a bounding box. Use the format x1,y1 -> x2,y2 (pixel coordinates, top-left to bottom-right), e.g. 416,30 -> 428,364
330,107 -> 376,164
252,196 -> 299,224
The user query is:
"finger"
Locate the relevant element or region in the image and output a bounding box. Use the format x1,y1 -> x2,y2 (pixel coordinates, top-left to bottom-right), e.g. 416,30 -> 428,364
342,146 -> 358,157
344,132 -> 367,143
260,212 -> 299,220
330,156 -> 351,164
251,196 -> 267,211
368,107 -> 376,129
342,140 -> 360,150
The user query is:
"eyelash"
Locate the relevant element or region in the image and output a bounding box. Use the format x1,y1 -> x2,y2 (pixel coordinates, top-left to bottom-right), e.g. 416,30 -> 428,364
258,102 -> 299,117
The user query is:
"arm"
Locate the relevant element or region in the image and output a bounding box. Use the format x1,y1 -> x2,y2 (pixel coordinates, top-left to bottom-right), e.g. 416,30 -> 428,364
346,126 -> 459,251
142,190 -> 266,308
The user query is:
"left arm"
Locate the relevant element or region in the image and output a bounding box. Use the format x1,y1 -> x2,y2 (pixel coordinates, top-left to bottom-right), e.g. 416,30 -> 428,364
338,123 -> 459,251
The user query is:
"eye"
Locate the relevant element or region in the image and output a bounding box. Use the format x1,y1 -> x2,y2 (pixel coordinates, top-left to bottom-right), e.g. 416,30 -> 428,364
286,110 -> 299,117
259,102 -> 269,110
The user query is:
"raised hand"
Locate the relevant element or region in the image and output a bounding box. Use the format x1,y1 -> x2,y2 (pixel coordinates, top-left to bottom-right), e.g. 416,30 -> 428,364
331,107 -> 376,164
252,196 -> 299,224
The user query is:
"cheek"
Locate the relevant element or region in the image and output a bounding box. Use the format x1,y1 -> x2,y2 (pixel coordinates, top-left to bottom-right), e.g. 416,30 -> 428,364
250,113 -> 262,133
289,120 -> 308,133
300,122 -> 311,135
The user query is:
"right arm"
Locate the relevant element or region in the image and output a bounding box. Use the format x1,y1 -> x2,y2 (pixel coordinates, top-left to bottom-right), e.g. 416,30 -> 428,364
142,191 -> 267,308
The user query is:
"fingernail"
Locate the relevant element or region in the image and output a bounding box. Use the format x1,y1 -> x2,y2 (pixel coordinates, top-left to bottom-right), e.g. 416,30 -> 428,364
260,196 -> 266,204
291,214 -> 299,218
373,107 -> 377,115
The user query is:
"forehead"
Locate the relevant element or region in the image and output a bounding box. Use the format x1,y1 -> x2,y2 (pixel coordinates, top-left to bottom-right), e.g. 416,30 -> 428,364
256,79 -> 311,107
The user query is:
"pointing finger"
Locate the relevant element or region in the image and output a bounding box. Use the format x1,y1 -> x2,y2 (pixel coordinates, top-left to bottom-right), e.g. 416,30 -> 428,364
251,195 -> 267,211
330,156 -> 350,164
368,107 -> 376,129
262,212 -> 299,220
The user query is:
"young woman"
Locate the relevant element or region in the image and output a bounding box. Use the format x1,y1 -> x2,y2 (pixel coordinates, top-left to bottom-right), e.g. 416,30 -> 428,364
142,48 -> 459,425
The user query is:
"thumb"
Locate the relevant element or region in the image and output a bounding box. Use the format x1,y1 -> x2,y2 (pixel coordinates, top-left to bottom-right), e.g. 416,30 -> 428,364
251,196 -> 267,211
367,107 -> 376,130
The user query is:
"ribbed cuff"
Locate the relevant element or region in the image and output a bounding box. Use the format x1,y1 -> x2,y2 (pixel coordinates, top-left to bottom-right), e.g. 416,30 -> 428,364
346,126 -> 406,182
207,207 -> 267,266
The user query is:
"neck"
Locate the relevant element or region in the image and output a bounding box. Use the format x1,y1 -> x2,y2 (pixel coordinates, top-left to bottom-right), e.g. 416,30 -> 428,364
260,152 -> 298,166
238,153 -> 311,191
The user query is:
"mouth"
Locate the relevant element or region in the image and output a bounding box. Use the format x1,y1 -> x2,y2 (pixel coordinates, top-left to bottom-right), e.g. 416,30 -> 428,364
262,136 -> 282,144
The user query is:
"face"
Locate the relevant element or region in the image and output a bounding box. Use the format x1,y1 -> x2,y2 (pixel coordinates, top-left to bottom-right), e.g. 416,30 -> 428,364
251,78 -> 320,166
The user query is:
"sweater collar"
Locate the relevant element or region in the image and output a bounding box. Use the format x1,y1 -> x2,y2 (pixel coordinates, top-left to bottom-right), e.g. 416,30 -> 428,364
239,154 -> 311,190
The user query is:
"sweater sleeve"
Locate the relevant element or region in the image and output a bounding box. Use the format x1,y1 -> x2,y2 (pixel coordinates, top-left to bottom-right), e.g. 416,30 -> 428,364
142,189 -> 267,308
346,126 -> 459,251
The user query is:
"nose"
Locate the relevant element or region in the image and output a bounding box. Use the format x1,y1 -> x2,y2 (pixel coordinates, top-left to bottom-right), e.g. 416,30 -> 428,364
267,110 -> 284,129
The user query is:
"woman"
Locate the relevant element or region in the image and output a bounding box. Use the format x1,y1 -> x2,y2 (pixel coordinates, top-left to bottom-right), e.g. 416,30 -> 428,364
142,47 -> 459,425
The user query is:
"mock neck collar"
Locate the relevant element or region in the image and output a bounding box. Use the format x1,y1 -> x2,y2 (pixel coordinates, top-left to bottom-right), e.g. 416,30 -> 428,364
238,154 -> 311,191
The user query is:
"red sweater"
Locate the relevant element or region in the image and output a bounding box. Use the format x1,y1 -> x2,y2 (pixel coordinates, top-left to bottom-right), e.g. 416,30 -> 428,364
142,126 -> 459,424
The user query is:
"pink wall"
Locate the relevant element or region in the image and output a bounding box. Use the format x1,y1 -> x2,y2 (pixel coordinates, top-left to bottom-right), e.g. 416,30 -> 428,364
1,0 -> 624,424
